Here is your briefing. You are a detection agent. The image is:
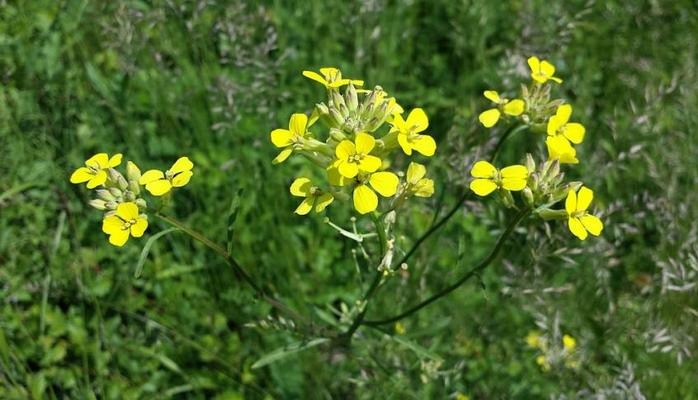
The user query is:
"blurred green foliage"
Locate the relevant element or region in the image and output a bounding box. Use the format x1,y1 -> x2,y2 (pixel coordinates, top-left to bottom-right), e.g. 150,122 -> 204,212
2,0 -> 698,398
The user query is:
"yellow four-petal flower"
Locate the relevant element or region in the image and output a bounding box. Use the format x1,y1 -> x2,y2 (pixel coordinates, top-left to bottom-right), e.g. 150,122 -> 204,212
102,202 -> 148,247
270,113 -> 309,164
139,157 -> 194,196
290,177 -> 334,215
478,90 -> 525,128
353,171 -> 399,214
70,153 -> 122,189
565,186 -> 603,240
469,160 -> 528,196
302,67 -> 364,89
390,108 -> 436,156
528,56 -> 563,84
406,162 -> 434,197
334,132 -> 382,178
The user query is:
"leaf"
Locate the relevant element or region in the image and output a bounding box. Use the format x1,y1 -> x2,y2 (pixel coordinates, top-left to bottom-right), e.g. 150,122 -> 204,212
226,188 -> 244,254
389,336 -> 443,362
134,228 -> 180,278
251,338 -> 329,369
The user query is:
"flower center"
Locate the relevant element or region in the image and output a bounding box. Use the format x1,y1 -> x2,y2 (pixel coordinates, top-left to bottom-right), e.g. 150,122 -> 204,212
571,210 -> 585,218
348,153 -> 365,163
122,219 -> 137,230
309,186 -> 321,196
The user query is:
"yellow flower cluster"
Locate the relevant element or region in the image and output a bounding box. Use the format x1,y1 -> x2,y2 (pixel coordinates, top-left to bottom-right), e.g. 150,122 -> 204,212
70,153 -> 193,246
471,56 -> 604,241
271,67 -> 436,215
526,331 -> 579,371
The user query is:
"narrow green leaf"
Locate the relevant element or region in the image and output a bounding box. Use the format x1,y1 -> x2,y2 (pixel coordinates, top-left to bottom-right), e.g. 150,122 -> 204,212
226,188 -> 244,254
134,228 -> 179,278
251,338 -> 329,369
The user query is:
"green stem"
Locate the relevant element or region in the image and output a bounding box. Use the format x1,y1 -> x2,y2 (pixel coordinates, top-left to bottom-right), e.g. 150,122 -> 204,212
155,213 -> 308,325
491,124 -> 530,163
364,208 -> 530,326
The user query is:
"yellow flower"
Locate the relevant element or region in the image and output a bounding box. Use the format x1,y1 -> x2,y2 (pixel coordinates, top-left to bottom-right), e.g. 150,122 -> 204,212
562,334 -> 577,351
406,162 -> 434,197
139,157 -> 194,196
390,108 -> 436,156
469,161 -> 528,196
525,331 -> 542,349
102,202 -> 148,247
527,56 -> 563,84
334,132 -> 382,178
289,177 -> 334,215
478,90 -> 525,128
70,153 -> 122,189
565,186 -> 604,240
394,322 -> 406,335
353,171 -> 399,214
536,355 -> 551,371
545,135 -> 579,164
302,67 -> 364,89
455,393 -> 470,400
547,104 -> 585,145
270,113 -> 309,164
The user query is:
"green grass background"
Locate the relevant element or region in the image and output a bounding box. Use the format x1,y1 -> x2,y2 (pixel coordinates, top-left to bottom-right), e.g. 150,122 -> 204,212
2,0 -> 697,398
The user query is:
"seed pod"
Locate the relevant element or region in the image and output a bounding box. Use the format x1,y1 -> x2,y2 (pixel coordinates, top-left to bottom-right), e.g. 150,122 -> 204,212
536,208 -> 568,221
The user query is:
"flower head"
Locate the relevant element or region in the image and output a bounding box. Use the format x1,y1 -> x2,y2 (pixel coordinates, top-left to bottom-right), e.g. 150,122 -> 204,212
334,132 -> 382,178
547,104 -> 585,145
405,162 -> 434,197
528,56 -> 563,84
290,177 -> 334,215
390,108 -> 436,156
478,90 -> 525,128
139,157 -> 194,196
102,202 -> 148,246
70,153 -> 122,188
562,334 -> 577,352
469,161 -> 528,196
353,171 -> 399,214
302,67 -> 363,89
271,113 -> 310,164
565,186 -> 604,240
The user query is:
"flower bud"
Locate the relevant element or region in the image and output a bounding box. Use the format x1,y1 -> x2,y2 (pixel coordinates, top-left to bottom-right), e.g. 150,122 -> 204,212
525,153 -> 536,173
126,161 -> 141,182
96,189 -> 115,201
88,199 -> 107,210
345,83 -> 358,111
105,200 -> 118,210
329,128 -> 347,142
501,189 -> 515,208
135,198 -> 148,209
109,187 -> 123,198
123,190 -> 136,201
330,108 -> 345,126
522,187 -> 534,206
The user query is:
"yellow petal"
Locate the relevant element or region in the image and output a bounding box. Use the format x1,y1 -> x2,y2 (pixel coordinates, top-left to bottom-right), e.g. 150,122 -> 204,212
500,165 -> 528,179
329,79 -> 351,88
406,162 -> 426,184
546,135 -> 578,164
271,129 -> 293,147
359,155 -> 382,173
563,123 -> 585,144
503,99 -> 525,116
483,90 -> 501,103
580,214 -> 603,236
289,113 -> 308,136
565,190 -> 577,215
102,215 -> 123,234
294,198 -> 314,215
86,153 -> 109,169
478,108 -> 501,128
470,160 -> 497,178
170,157 -> 193,174
568,217 -> 588,240
406,108 -> 429,132
314,193 -> 334,212
501,178 -> 527,191
349,79 -> 364,87
397,133 -> 412,155
550,76 -> 563,84
302,70 -> 328,86
527,56 -> 540,73
547,115 -> 565,136
130,218 -> 148,238
540,60 -> 556,77
338,160 -> 359,178
369,171 -> 399,197
171,170 -> 193,187
470,179 -> 497,196
108,153 -> 123,167
70,167 -> 93,184
86,170 -> 107,189
290,177 -> 312,197
412,135 -> 436,156
335,140 -> 356,160
319,67 -> 339,79
353,184 -> 378,214
139,169 -> 165,185
116,202 -> 139,220
108,229 -> 130,247
576,186 -> 593,212
390,113 -> 407,133
556,104 -> 572,125
414,179 -> 434,197
354,132 -> 375,154
272,148 -> 293,164
145,179 -> 172,196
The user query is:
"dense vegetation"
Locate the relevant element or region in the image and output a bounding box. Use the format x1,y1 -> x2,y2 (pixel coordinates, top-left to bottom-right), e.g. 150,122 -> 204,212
2,1 -> 697,398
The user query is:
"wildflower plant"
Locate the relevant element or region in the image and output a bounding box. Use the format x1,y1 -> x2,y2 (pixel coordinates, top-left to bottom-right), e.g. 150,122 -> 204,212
69,58 -> 606,368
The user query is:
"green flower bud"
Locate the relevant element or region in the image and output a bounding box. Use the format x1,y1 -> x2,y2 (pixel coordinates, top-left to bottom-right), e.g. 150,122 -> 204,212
330,108 -> 345,126
109,187 -> 123,198
88,199 -> 107,210
126,161 -> 141,182
525,153 -> 536,173
345,83 -> 358,111
522,187 -> 534,206
96,189 -> 115,201
135,198 -> 148,209
105,200 -> 118,210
